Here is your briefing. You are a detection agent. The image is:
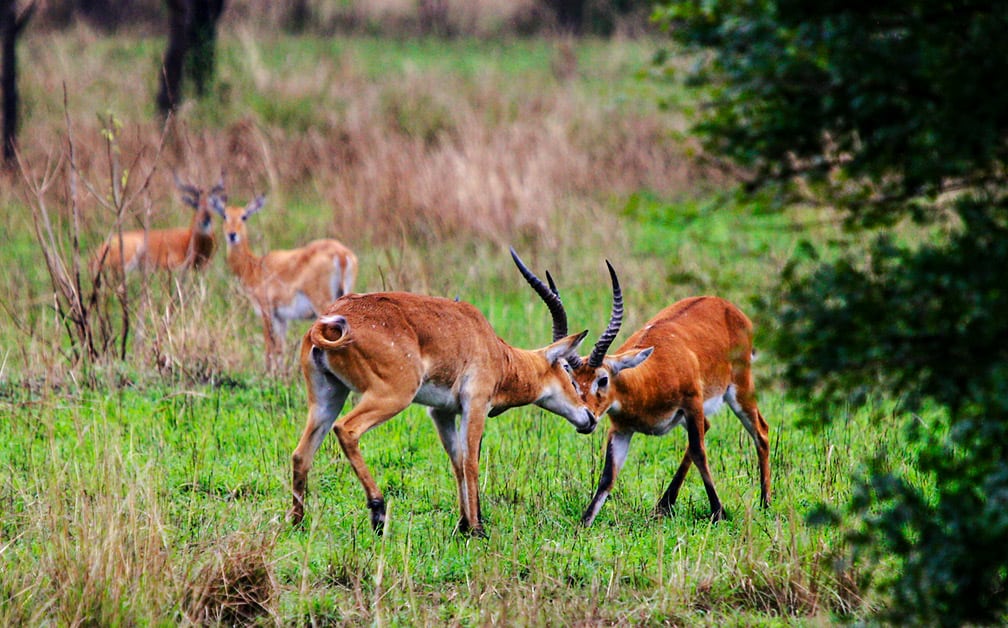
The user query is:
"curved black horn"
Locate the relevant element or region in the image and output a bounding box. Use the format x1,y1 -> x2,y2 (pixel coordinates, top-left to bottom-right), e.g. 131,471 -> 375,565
546,270 -> 559,296
510,247 -> 568,342
588,260 -> 623,368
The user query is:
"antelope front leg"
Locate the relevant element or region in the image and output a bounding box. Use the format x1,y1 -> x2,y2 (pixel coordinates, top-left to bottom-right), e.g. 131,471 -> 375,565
459,402 -> 488,537
655,450 -> 692,517
581,428 -> 633,527
684,409 -> 725,521
655,415 -> 709,518
259,307 -> 279,371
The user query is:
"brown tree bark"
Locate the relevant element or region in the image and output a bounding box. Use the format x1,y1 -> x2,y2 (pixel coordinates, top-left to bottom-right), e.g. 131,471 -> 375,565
156,0 -> 225,117
1,0 -> 35,167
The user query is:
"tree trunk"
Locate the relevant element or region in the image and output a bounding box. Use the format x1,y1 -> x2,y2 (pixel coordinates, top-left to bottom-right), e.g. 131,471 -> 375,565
284,0 -> 310,33
156,0 -> 225,116
548,0 -> 584,34
77,0 -> 123,31
156,0 -> 190,116
1,0 -> 34,168
187,0 -> 224,97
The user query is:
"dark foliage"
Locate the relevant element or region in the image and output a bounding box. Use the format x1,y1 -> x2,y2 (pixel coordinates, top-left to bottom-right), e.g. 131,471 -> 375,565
656,0 -> 1008,623
659,1 -> 1008,227
774,199 -> 1008,415
776,198 -> 1008,623
546,0 -> 654,36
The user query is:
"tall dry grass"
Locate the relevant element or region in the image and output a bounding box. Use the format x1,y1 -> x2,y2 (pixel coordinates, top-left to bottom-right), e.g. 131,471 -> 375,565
12,31 -> 701,245
36,0 -> 646,39
3,30 -> 714,385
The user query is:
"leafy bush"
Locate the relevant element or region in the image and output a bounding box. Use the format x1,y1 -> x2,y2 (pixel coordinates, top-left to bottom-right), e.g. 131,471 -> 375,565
655,0 -> 1008,622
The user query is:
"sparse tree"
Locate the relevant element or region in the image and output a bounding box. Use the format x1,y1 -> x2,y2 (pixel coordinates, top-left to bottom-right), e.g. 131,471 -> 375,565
283,0 -> 311,33
156,0 -> 225,116
546,0 -> 585,33
1,0 -> 35,167
544,0 -> 651,36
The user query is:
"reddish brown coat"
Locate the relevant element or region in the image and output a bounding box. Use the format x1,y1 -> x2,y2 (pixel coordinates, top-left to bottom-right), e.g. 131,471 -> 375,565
574,295 -> 770,525
289,291 -> 594,536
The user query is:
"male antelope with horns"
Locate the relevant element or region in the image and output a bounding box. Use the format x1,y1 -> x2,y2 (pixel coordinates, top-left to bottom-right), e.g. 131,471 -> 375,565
288,252 -> 595,536
91,172 -> 222,276
512,252 -> 771,524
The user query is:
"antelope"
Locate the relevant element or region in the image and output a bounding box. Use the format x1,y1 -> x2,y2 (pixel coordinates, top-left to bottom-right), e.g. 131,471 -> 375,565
91,173 -> 221,276
512,255 -> 771,525
210,193 -> 357,370
288,253 -> 596,537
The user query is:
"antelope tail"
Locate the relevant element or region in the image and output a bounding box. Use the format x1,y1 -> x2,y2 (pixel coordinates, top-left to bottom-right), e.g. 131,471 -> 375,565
310,314 -> 352,350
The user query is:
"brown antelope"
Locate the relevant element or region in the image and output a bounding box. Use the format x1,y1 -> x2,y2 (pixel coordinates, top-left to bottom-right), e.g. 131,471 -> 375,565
91,173 -> 221,276
288,254 -> 597,537
210,193 -> 357,370
513,255 -> 771,525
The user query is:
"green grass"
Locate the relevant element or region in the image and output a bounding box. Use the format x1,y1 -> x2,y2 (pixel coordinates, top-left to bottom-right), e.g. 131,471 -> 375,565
1,377 -> 903,623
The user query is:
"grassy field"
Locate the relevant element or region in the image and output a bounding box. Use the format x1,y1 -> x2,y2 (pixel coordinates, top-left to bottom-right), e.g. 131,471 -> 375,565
0,28 -> 919,624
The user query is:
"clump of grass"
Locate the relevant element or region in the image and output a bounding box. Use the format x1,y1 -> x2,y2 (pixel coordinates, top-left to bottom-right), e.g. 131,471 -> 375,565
0,433 -> 174,624
184,531 -> 280,625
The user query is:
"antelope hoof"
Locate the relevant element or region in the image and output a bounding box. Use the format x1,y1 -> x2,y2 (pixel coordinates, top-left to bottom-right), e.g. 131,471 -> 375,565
456,516 -> 488,538
710,507 -> 726,523
467,526 -> 488,539
368,498 -> 386,534
287,503 -> 305,526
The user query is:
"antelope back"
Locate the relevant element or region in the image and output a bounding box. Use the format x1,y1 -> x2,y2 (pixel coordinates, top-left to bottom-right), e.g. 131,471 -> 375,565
573,296 -> 752,419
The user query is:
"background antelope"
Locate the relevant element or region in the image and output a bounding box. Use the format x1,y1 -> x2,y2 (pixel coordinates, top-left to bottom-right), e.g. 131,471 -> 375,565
90,173 -> 222,276
514,256 -> 771,525
210,193 -> 357,370
289,261 -> 596,537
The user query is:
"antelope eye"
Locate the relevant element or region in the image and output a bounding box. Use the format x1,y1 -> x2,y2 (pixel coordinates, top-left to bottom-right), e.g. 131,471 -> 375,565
597,375 -> 609,388
562,362 -> 573,375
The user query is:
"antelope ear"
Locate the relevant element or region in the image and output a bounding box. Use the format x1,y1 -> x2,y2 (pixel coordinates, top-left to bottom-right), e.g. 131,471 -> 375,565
243,194 -> 266,218
545,329 -> 588,364
209,195 -> 226,217
607,347 -> 653,376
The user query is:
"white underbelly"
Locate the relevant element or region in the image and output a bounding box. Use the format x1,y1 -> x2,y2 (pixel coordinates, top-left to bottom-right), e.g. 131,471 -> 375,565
640,411 -> 685,436
413,381 -> 460,411
703,394 -> 725,417
276,292 -> 316,321
628,392 -> 727,436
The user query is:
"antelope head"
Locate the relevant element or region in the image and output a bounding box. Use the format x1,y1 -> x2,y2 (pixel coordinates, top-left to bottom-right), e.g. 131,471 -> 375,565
511,249 -> 653,419
210,191 -> 267,247
173,170 -> 225,236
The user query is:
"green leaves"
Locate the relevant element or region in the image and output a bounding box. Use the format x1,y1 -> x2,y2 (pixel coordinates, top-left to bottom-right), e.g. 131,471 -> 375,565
658,1 -> 1008,622
655,1 -> 1008,223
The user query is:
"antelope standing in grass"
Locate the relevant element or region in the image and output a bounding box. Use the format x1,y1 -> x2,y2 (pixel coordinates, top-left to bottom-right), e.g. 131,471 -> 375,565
211,193 -> 357,371
513,254 -> 771,525
91,173 -> 222,276
289,252 -> 596,537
